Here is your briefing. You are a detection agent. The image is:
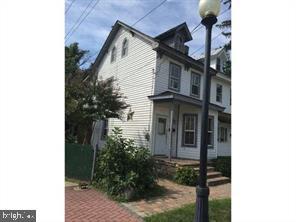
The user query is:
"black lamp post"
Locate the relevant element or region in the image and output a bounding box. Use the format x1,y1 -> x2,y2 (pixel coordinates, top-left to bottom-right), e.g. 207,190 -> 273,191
194,0 -> 220,222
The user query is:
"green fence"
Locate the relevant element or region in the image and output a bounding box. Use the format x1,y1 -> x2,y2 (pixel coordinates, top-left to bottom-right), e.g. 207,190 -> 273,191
65,143 -> 94,181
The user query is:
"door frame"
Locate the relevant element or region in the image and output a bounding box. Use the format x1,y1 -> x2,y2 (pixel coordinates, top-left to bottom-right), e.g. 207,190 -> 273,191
154,114 -> 169,156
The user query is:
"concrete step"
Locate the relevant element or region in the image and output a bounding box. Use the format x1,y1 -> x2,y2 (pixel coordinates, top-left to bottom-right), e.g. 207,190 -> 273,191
207,171 -> 222,179
207,177 -> 230,186
176,163 -> 199,167
194,166 -> 215,172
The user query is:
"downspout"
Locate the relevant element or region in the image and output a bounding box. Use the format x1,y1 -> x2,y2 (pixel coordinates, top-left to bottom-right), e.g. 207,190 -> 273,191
147,68 -> 155,150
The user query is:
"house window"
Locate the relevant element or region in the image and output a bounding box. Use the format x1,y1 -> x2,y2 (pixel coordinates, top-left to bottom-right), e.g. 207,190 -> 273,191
218,126 -> 228,142
216,58 -> 221,71
182,114 -> 197,147
169,63 -> 181,91
157,118 -> 166,135
216,84 -> 223,103
175,34 -> 184,51
111,46 -> 117,63
121,38 -> 128,57
208,116 -> 214,148
191,72 -> 201,97
101,119 -> 108,140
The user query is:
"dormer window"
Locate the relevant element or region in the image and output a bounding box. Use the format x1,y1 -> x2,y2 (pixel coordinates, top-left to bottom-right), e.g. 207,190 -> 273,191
174,34 -> 184,51
111,46 -> 117,63
121,38 -> 128,58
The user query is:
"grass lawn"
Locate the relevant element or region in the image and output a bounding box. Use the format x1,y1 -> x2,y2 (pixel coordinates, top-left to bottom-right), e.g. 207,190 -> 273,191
144,198 -> 231,222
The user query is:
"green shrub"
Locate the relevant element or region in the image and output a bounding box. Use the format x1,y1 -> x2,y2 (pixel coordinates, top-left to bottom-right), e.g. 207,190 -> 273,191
94,127 -> 157,200
212,157 -> 231,178
174,167 -> 198,186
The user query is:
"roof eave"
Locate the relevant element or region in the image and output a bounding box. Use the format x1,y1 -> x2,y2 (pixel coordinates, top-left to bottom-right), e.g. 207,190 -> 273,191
152,42 -> 217,76
155,22 -> 193,42
91,20 -> 157,76
148,92 -> 225,112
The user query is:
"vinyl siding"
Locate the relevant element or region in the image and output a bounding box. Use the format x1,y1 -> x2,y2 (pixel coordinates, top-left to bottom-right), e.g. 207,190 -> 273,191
176,104 -> 218,160
210,77 -> 231,114
153,103 -> 218,160
155,55 -> 231,114
96,27 -> 157,148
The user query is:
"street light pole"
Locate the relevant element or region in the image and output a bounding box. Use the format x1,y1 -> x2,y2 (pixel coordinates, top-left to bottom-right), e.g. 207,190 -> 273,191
194,1 -> 220,222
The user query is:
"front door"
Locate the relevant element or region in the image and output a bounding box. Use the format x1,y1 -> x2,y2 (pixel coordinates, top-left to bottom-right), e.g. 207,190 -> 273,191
155,115 -> 168,155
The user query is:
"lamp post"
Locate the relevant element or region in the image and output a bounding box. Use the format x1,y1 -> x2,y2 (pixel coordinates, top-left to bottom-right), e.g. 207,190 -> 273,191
194,0 -> 220,222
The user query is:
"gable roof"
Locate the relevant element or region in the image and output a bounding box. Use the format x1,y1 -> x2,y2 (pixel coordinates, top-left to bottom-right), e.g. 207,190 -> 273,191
91,20 -> 156,75
91,20 -> 217,77
196,47 -> 227,60
155,22 -> 193,42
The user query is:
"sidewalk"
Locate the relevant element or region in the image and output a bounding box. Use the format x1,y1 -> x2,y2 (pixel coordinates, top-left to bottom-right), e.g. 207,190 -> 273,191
65,185 -> 142,222
123,178 -> 231,217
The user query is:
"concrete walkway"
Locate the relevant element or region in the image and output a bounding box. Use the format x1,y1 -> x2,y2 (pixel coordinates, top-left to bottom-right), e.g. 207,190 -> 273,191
123,179 -> 231,217
65,181 -> 78,187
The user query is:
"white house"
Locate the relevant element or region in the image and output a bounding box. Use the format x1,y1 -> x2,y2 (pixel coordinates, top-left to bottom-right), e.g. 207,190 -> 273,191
91,20 -> 231,160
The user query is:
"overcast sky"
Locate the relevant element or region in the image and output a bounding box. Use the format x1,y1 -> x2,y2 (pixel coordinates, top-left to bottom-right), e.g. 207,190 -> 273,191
65,0 -> 231,65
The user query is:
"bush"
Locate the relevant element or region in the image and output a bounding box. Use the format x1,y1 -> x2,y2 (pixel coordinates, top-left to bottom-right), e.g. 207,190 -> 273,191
94,127 -> 157,200
174,167 -> 198,186
212,157 -> 231,178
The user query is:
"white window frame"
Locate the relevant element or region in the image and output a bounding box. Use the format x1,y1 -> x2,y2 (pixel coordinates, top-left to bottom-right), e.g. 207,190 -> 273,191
174,34 -> 184,51
191,72 -> 201,98
157,118 -> 166,135
168,62 -> 181,91
121,38 -> 128,58
208,116 -> 214,149
110,46 -> 117,63
216,84 -> 223,103
218,126 -> 228,142
182,114 -> 197,147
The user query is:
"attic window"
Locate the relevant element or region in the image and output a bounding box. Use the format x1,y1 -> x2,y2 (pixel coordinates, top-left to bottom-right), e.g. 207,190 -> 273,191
111,46 -> 117,63
216,58 -> 221,71
175,34 -> 184,51
121,38 -> 128,58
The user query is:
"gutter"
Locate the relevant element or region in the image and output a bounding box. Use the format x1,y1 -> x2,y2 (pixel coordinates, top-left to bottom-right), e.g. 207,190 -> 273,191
152,42 -> 218,76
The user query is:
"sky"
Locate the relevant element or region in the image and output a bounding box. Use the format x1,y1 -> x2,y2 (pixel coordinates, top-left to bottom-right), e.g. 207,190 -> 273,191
65,0 -> 231,66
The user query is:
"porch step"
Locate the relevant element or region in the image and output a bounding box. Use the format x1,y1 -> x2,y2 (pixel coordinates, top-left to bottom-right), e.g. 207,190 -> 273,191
176,162 -> 199,168
153,156 -> 230,186
207,176 -> 230,186
194,166 -> 215,172
207,171 -> 222,179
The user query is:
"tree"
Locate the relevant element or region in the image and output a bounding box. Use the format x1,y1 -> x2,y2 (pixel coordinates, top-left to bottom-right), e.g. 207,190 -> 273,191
65,43 -> 89,85
223,60 -> 231,77
216,0 -> 231,77
216,0 -> 231,51
65,43 -> 129,144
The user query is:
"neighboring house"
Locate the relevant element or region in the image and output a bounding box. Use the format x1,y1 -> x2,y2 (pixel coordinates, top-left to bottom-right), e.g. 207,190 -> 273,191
91,20 -> 231,160
197,47 -> 230,74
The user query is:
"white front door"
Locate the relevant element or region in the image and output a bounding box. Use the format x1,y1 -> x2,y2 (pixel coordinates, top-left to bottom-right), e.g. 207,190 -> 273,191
155,115 -> 168,155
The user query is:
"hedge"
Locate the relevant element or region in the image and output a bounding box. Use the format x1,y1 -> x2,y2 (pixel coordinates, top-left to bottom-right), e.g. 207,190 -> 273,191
65,143 -> 93,181
212,156 -> 231,179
